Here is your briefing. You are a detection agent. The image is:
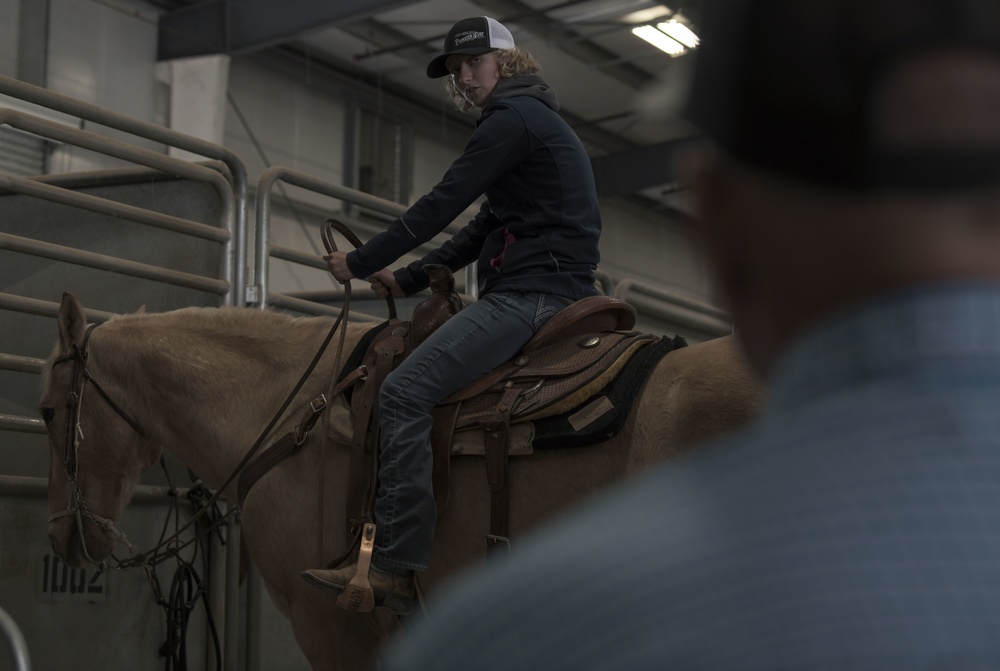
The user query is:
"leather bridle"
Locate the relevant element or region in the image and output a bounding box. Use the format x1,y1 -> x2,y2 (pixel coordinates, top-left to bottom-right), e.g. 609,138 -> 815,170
47,322 -> 145,567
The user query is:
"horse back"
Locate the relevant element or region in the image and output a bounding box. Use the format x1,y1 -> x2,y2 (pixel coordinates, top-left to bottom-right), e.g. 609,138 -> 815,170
631,334 -> 762,467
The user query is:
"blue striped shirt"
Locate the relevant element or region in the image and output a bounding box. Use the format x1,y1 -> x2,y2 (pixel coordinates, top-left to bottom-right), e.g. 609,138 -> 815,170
382,283 -> 1000,670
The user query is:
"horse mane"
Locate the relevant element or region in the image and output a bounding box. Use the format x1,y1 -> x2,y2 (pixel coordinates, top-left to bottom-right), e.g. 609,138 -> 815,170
105,306 -> 368,353
84,308 -> 369,419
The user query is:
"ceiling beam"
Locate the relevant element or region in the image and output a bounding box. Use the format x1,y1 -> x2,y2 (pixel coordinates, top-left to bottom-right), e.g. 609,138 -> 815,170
335,17 -> 442,66
157,0 -> 424,61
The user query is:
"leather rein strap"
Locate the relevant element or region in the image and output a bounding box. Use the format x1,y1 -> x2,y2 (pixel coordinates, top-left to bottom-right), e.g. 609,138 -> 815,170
236,365 -> 366,508
236,219 -> 401,511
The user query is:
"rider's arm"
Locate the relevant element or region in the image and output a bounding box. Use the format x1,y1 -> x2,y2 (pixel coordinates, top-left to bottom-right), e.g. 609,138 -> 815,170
345,104 -> 530,280
392,202 -> 498,295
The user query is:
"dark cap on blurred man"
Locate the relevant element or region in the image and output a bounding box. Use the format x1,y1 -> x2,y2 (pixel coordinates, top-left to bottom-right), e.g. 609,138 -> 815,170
683,0 -> 1000,191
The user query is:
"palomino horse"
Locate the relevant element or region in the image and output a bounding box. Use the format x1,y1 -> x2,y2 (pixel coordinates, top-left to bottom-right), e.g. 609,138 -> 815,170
40,292 -> 761,670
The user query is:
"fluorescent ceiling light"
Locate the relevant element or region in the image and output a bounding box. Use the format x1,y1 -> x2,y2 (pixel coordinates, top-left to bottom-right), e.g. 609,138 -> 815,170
632,24 -> 686,56
657,19 -> 700,49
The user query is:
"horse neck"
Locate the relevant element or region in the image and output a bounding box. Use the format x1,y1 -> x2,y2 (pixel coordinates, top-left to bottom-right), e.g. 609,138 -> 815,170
94,310 -> 365,494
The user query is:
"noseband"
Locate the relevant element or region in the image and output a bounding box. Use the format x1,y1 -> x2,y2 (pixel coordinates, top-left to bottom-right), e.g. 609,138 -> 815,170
48,323 -> 146,566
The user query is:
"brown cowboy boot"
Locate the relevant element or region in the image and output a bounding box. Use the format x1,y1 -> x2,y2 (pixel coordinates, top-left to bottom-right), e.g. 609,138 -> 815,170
302,562 -> 416,615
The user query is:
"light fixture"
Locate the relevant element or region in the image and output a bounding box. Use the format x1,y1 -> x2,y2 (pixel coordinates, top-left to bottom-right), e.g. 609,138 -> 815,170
631,24 -> 686,56
631,11 -> 699,57
657,18 -> 700,49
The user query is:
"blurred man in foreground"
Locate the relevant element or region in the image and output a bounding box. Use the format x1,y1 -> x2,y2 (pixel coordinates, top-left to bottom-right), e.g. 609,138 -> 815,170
381,1 -> 1000,668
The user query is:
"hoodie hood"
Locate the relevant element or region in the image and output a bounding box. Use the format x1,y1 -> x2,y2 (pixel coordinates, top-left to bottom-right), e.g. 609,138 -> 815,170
488,74 -> 559,112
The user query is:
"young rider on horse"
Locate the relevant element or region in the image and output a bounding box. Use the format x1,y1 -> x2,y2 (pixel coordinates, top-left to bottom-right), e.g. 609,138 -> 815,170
302,16 -> 602,614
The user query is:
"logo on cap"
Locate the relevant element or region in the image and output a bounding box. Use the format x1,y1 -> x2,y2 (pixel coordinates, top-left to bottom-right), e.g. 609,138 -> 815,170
453,30 -> 486,46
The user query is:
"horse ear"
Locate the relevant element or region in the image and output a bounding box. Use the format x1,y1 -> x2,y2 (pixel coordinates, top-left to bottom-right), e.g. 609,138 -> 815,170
135,305 -> 147,315
58,292 -> 88,355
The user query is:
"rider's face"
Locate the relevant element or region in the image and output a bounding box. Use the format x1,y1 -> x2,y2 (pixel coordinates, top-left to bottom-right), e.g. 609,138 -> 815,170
446,52 -> 501,108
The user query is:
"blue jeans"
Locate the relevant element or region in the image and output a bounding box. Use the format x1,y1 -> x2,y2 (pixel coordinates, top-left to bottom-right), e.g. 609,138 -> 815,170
373,290 -> 573,571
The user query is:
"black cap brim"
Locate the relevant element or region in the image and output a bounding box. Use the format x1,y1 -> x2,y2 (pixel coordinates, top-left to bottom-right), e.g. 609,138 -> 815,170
426,47 -> 497,78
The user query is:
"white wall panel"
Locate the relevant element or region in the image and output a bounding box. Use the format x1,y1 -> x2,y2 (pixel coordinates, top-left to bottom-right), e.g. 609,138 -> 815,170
0,0 -> 19,77
411,130 -> 466,201
226,58 -> 346,188
45,0 -> 167,172
225,57 -> 352,296
600,199 -> 711,300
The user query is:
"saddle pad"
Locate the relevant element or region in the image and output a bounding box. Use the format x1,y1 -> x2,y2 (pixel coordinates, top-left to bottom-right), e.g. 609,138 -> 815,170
532,334 -> 686,448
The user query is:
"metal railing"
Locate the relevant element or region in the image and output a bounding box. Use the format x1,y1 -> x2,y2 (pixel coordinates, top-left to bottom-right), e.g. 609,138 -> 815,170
0,74 -> 249,302
253,165 -> 479,318
0,109 -> 236,303
0,605 -> 29,671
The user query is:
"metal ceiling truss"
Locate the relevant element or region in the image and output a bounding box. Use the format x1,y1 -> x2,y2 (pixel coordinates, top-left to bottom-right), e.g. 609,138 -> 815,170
157,0 -> 426,60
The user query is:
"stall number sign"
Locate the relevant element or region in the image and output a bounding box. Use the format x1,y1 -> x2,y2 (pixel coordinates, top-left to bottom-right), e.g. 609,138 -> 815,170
38,553 -> 107,601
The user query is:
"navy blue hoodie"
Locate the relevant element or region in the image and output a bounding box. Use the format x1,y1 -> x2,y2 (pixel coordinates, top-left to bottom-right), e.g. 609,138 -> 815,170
345,74 -> 601,300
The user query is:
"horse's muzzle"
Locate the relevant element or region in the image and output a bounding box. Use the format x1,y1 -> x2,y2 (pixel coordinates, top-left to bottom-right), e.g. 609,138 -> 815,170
47,516 -> 112,568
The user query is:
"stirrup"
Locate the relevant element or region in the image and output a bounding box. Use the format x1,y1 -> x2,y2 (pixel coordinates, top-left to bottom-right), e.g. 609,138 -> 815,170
336,522 -> 376,612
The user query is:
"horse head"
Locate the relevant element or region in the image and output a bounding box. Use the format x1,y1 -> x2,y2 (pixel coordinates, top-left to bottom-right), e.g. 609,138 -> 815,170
40,293 -> 160,568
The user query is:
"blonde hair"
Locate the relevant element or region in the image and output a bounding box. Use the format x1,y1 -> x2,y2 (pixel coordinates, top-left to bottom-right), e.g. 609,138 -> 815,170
443,48 -> 541,113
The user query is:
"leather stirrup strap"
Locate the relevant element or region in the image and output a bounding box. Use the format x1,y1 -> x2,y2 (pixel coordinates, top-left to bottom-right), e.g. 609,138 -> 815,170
344,326 -> 407,540
345,375 -> 378,538
484,386 -> 520,555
